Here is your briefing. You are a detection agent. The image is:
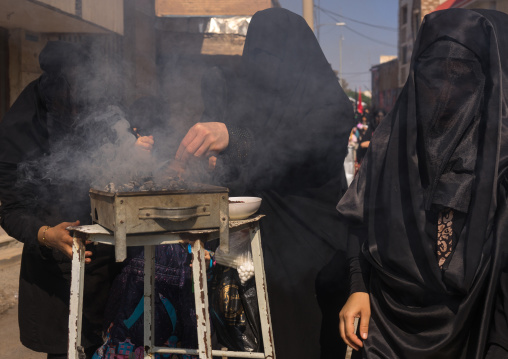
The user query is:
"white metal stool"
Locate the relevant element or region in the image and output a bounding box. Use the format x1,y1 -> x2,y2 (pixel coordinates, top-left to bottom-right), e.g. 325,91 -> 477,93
68,215 -> 275,359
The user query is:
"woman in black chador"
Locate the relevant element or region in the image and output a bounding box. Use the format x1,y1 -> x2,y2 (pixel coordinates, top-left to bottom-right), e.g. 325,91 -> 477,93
338,9 -> 508,359
175,8 -> 354,358
0,41 -> 123,358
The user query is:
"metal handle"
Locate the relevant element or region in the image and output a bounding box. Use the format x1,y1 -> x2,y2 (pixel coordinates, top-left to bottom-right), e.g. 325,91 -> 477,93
138,204 -> 210,221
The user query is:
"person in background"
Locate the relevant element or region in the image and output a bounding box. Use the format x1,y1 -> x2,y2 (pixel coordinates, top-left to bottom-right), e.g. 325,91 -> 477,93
356,109 -> 385,164
372,109 -> 385,129
338,9 -> 508,358
175,8 -> 354,358
354,112 -> 371,164
0,41 -> 123,358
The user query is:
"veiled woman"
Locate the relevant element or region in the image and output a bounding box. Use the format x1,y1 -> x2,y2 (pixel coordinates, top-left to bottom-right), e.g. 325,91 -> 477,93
176,8 -> 354,358
338,8 -> 508,359
0,41 -> 123,358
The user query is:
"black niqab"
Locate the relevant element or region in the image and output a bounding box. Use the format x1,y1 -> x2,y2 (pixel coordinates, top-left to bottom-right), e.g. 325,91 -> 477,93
0,40 -> 119,354
217,8 -> 354,359
337,9 -> 508,358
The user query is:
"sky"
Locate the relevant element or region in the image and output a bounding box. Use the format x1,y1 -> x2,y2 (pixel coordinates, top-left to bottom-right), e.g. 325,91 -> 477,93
277,0 -> 399,92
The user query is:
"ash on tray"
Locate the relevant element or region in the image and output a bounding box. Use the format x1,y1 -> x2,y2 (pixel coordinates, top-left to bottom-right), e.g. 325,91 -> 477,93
103,176 -> 188,193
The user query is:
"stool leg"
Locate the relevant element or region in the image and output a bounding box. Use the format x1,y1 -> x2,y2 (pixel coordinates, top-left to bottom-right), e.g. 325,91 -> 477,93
68,235 -> 86,359
250,225 -> 276,358
190,240 -> 213,359
144,245 -> 156,359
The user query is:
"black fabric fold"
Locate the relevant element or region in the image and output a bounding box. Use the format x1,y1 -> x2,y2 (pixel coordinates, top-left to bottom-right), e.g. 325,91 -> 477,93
201,8 -> 355,358
337,9 -> 508,358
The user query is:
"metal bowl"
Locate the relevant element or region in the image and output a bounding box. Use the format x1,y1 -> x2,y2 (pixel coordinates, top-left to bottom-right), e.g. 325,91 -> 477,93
229,197 -> 262,220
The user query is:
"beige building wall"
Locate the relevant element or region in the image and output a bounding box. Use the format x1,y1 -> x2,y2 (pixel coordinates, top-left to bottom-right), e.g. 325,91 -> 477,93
398,0 -> 448,87
156,0 -> 273,16
36,0 -> 76,14
2,0 -> 125,108
122,0 -> 157,104
31,0 -> 123,34
82,0 -> 124,35
463,0 -> 506,11
8,29 -> 48,105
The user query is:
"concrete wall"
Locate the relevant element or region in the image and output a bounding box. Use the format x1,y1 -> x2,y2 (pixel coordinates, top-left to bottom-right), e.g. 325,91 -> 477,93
82,0 -> 124,35
463,0 -> 507,11
37,0 -> 75,14
0,28 -> 9,119
397,0 -> 449,87
156,0 -> 273,16
122,0 -> 157,105
8,29 -> 47,105
35,0 -> 124,34
371,58 -> 400,113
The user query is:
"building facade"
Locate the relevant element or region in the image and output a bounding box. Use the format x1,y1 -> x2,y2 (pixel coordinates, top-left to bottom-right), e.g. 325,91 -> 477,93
0,0 -> 124,119
370,57 -> 399,114
370,0 -> 506,115
0,0 -> 277,122
435,0 -> 508,12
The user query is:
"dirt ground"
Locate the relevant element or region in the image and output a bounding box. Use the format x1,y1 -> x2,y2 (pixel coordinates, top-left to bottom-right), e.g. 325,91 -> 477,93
0,231 -> 45,358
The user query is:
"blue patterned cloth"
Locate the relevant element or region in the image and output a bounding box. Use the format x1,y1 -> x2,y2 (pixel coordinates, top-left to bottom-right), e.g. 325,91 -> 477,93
92,244 -> 215,358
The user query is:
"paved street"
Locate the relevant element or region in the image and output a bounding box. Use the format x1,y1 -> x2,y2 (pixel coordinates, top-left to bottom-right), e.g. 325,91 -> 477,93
0,227 -> 45,358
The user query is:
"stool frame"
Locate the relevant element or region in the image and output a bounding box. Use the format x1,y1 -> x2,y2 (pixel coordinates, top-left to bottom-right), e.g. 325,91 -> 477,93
68,216 -> 275,359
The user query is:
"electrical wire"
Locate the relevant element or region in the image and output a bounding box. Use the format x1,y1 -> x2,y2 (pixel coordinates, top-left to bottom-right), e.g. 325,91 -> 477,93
315,4 -> 397,32
341,71 -> 371,75
344,25 -> 397,48
316,4 -> 397,48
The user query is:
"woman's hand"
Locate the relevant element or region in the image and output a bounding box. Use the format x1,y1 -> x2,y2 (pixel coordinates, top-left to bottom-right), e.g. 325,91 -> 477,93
360,141 -> 370,148
38,221 -> 93,264
339,292 -> 371,351
135,135 -> 154,152
175,122 -> 229,163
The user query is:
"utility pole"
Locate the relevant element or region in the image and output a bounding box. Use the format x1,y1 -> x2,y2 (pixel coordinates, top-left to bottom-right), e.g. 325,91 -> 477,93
339,33 -> 343,82
302,0 -> 314,31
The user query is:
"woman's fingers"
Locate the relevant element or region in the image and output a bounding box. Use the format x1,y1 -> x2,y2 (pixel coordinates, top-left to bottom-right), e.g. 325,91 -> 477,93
176,123 -> 229,162
359,309 -> 371,340
194,136 -> 215,158
339,292 -> 371,351
345,315 -> 362,350
339,311 -> 356,351
340,313 -> 359,351
176,129 -> 198,160
208,156 -> 217,170
180,134 -> 207,162
135,136 -> 154,151
44,220 -> 98,263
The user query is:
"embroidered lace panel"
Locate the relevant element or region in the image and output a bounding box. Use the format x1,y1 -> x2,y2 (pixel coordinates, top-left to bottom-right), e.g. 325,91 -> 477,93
437,208 -> 454,268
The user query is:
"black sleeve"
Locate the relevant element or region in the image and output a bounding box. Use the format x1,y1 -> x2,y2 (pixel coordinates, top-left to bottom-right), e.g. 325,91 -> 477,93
348,225 -> 370,294
0,162 -> 46,254
221,125 -> 252,164
213,125 -> 254,194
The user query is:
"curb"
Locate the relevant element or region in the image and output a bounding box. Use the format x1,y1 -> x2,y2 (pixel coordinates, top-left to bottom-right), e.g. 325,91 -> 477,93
0,236 -> 16,247
0,236 -> 22,266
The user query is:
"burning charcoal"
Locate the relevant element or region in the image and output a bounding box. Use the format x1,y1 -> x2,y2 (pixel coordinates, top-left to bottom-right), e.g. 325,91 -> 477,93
99,175 -> 189,193
104,182 -> 116,193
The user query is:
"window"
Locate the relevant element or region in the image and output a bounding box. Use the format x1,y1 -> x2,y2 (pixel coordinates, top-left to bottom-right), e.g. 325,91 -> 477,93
412,10 -> 420,41
402,45 -> 408,64
401,5 -> 408,25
